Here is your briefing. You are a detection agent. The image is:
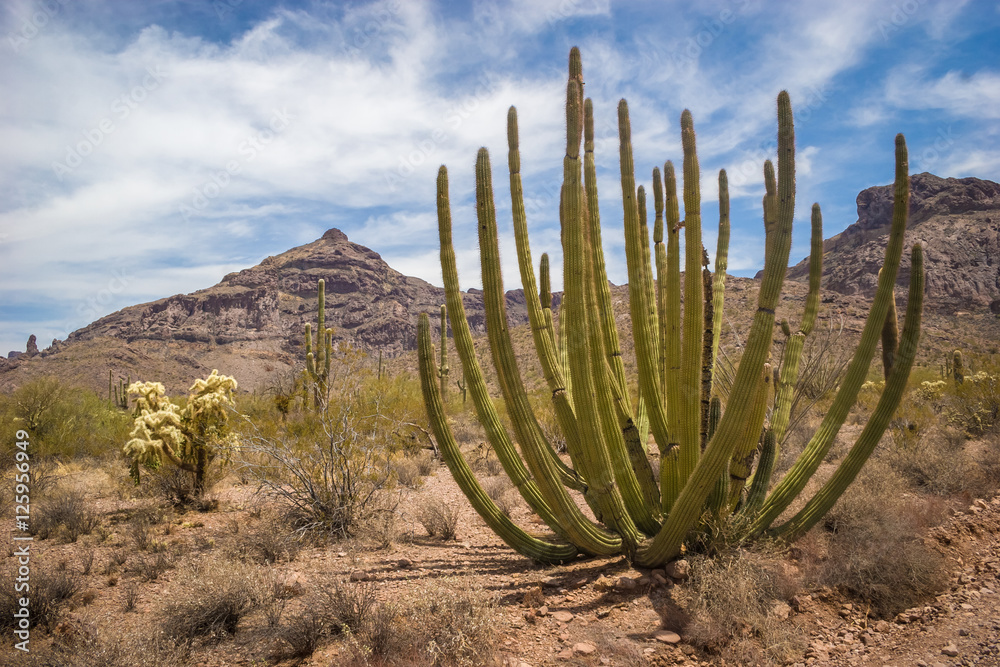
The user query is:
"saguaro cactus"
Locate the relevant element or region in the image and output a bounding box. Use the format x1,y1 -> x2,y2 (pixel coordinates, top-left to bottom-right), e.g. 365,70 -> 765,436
419,48 -> 922,566
305,278 -> 334,409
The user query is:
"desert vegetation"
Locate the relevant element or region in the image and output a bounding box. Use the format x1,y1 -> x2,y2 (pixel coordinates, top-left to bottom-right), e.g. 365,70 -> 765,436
2,49 -> 1000,667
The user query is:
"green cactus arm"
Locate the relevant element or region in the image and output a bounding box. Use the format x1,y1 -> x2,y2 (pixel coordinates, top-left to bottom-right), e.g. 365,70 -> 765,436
751,133 -> 910,534
634,184 -> 656,453
555,63 -> 643,549
436,165 -> 576,543
678,109 -> 706,484
771,203 -> 823,446
770,243 -> 923,542
316,279 -> 326,375
652,167 -> 669,398
477,141 -> 623,555
881,278 -> 898,378
439,304 -> 449,399
618,99 -> 673,468
661,161 -> 684,511
305,323 -> 315,377
741,428 -> 776,519
726,364 -> 772,510
583,99 -> 633,412
416,313 -> 580,563
800,203 -> 823,336
710,169 -> 730,380
506,105 -> 585,476
636,91 -> 796,567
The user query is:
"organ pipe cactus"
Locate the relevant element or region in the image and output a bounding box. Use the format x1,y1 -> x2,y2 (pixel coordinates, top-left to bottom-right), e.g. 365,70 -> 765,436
418,48 -> 923,566
439,304 -> 449,400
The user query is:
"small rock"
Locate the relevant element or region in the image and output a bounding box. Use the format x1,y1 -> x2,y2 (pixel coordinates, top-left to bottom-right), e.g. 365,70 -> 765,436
616,576 -> 637,591
654,630 -> 681,644
573,642 -> 597,655
771,601 -> 791,620
349,570 -> 369,582
553,610 -> 574,623
596,609 -> 611,619
665,559 -> 690,581
397,558 -> 413,569
652,572 -> 668,586
942,643 -> 959,657
875,620 -> 891,633
536,605 -> 549,617
959,627 -> 970,636
637,576 -> 652,587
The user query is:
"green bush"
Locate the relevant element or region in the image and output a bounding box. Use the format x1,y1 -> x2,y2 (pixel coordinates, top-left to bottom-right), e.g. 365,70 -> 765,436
0,377 -> 131,463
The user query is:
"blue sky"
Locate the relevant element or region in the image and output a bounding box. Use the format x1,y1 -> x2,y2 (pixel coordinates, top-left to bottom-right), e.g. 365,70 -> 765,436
2,0 -> 999,356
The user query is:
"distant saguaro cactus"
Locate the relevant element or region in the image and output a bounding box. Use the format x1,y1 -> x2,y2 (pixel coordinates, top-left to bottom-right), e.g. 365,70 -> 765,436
305,279 -> 334,409
417,47 -> 923,566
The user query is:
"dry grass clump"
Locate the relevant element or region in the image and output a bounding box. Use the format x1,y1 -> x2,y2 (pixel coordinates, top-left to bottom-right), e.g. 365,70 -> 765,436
0,568 -> 81,634
682,546 -> 804,665
32,487 -> 99,543
225,514 -> 301,564
161,559 -> 267,643
887,424 -> 1000,497
811,460 -> 947,618
417,497 -> 459,540
481,475 -> 517,517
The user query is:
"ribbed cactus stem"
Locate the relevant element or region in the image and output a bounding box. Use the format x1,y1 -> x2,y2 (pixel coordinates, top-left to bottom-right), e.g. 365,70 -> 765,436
771,203 -> 823,447
439,304 -> 449,400
772,243 -> 924,542
416,313 -> 579,563
619,100 -> 672,471
539,253 -> 552,310
679,109 -> 705,485
752,133 -> 911,535
436,165 -> 578,544
881,276 -> 898,379
711,169 -> 730,383
479,143 -> 621,555
953,349 -> 964,385
507,105 -> 585,481
637,91 -> 795,567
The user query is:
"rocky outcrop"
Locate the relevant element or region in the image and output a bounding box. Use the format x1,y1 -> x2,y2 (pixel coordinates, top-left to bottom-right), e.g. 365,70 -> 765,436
786,173 -> 1000,314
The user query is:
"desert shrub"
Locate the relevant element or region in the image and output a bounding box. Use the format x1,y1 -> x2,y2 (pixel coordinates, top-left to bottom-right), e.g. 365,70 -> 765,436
947,365 -> 1000,436
0,569 -> 81,633
240,357 -> 408,540
683,547 -> 804,665
275,607 -> 327,660
417,497 -> 459,540
162,560 -> 265,642
0,378 -> 131,464
814,461 -> 947,618
888,424 -> 1000,497
399,580 -> 499,667
392,456 -> 424,489
225,516 -> 300,564
32,487 -> 99,542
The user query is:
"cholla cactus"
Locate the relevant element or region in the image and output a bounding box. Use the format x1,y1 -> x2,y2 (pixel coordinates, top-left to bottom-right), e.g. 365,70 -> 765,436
124,370 -> 238,496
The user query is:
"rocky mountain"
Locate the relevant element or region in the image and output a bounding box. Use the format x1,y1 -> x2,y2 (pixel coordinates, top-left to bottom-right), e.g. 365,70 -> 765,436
0,228 -> 529,393
786,173 -> 1000,314
4,173 -> 999,395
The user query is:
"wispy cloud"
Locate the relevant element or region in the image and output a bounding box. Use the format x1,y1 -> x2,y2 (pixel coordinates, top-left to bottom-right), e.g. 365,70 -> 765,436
0,0 -> 997,355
